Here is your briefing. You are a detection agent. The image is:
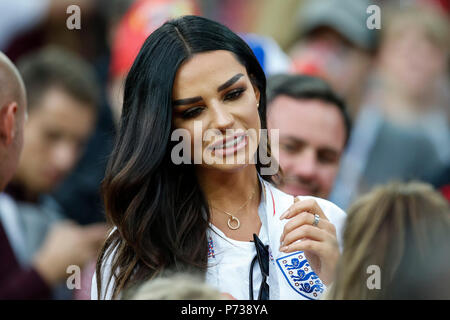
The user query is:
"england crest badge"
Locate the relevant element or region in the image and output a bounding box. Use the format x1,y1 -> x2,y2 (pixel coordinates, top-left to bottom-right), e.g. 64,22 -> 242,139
276,251 -> 325,300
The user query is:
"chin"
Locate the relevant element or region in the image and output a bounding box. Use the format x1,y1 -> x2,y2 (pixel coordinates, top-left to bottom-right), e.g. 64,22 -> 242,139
199,141 -> 258,172
281,184 -> 316,197
199,161 -> 251,174
40,178 -> 61,194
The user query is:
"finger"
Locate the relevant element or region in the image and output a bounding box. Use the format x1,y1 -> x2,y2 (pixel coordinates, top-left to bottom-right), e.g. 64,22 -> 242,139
280,198 -> 328,222
281,212 -> 312,242
280,225 -> 326,250
280,239 -> 324,255
281,212 -> 335,242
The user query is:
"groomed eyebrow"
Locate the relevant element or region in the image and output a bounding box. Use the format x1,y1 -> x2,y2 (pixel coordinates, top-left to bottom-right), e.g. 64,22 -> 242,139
173,96 -> 202,106
173,73 -> 245,107
282,136 -> 339,155
217,73 -> 244,92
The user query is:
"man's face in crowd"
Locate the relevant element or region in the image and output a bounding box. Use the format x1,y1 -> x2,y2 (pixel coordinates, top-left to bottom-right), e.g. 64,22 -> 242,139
267,95 -> 346,199
290,28 -> 372,117
15,86 -> 96,194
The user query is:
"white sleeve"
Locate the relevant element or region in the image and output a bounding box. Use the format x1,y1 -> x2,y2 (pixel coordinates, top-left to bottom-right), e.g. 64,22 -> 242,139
90,249 -> 116,300
91,228 -> 118,300
315,197 -> 347,251
90,271 -> 99,300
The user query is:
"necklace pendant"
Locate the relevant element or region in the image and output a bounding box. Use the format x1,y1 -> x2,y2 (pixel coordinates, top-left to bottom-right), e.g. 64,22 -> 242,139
227,215 -> 240,230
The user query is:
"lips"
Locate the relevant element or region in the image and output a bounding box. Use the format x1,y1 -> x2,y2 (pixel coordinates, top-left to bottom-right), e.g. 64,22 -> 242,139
208,133 -> 249,158
208,133 -> 247,150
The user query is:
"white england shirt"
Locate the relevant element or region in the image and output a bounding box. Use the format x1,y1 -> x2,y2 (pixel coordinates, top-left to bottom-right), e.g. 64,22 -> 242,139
204,177 -> 346,300
91,178 -> 346,300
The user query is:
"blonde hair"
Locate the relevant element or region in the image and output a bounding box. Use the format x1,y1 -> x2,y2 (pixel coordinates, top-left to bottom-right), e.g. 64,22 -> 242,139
328,181 -> 450,299
382,4 -> 449,53
124,272 -> 229,300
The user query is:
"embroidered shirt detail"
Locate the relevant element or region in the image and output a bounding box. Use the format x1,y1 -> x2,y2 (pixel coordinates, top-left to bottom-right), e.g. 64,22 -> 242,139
207,236 -> 215,259
276,251 -> 324,300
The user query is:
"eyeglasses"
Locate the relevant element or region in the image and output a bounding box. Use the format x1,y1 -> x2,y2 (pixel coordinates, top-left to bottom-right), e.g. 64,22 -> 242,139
249,233 -> 269,300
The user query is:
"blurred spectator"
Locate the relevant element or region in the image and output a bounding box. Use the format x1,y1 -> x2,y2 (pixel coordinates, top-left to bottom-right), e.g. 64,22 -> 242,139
124,272 -> 232,300
289,0 -> 378,119
50,0 -> 131,226
101,0 -> 137,49
0,52 -> 26,191
266,74 -> 351,199
326,181 -> 450,299
13,47 -> 100,198
1,0 -> 97,61
0,0 -> 123,227
330,104 -> 443,210
241,33 -> 291,76
430,164 -> 450,202
329,2 -> 447,210
0,47 -> 107,299
0,51 -> 41,299
0,52 -> 88,301
0,0 -> 95,51
373,3 -> 450,164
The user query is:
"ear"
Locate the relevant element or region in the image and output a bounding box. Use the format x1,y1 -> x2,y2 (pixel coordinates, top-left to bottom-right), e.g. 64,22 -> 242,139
254,85 -> 261,107
0,102 -> 18,146
250,77 -> 260,107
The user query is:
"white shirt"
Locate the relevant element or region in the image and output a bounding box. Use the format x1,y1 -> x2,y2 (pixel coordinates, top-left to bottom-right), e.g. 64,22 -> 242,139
92,178 -> 346,300
0,193 -> 27,266
205,177 -> 346,300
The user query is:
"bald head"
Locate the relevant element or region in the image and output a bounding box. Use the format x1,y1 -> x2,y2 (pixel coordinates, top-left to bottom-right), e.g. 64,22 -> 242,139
0,51 -> 27,191
0,52 -> 26,112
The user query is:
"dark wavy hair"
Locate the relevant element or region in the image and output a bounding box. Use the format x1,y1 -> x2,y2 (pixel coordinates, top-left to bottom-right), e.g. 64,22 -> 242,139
96,15 -> 274,299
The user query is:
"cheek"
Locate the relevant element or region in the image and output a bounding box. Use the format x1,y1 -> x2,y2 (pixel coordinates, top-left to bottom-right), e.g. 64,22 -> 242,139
277,151 -> 294,168
317,165 -> 339,187
23,126 -> 41,154
172,122 -> 204,162
243,95 -> 261,123
240,100 -> 261,145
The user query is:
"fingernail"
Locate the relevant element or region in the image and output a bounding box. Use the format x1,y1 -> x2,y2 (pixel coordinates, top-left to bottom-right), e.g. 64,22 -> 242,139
280,246 -> 288,252
279,210 -> 288,220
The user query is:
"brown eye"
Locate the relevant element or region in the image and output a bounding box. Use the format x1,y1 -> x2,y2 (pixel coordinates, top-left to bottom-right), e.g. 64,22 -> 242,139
318,151 -> 338,164
280,143 -> 298,154
44,130 -> 62,143
224,88 -> 245,101
182,107 -> 204,119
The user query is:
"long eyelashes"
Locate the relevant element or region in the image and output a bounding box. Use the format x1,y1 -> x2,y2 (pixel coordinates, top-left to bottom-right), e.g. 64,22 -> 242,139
180,87 -> 247,119
224,88 -> 246,101
182,107 -> 204,119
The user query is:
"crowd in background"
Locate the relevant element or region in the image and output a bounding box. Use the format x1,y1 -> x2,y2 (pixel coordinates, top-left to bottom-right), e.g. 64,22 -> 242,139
0,0 -> 449,300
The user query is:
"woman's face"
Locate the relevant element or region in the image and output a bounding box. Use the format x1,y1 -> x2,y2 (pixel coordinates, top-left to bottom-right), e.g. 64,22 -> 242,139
172,50 -> 261,172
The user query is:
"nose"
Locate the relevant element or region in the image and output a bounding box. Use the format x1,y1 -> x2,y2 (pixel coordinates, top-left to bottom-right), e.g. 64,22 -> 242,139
209,101 -> 235,131
52,142 -> 77,174
291,148 -> 317,179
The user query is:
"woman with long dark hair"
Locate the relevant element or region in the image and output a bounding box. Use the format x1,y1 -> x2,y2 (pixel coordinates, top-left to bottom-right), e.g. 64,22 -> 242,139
93,15 -> 346,300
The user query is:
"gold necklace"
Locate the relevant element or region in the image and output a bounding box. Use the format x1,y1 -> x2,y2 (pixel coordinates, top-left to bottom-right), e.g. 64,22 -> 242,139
211,187 -> 257,230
